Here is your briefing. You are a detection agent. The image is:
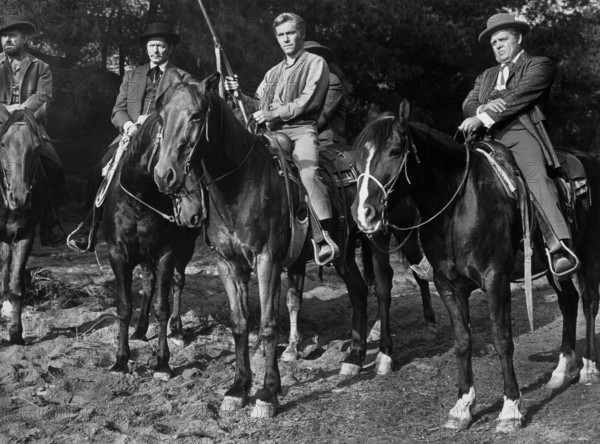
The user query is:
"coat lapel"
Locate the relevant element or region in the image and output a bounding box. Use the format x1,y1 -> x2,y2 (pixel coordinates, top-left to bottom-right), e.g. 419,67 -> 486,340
132,64 -> 149,114
18,56 -> 32,89
156,62 -> 175,102
506,51 -> 527,86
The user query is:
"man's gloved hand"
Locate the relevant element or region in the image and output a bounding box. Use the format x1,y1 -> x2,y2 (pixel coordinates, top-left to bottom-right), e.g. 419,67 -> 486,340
122,121 -> 138,137
224,75 -> 239,93
5,104 -> 24,113
136,114 -> 150,127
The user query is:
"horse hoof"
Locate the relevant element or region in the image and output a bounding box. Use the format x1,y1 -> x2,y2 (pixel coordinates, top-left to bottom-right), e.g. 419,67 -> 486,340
130,333 -> 148,341
443,417 -> 472,431
281,344 -> 299,362
220,395 -> 246,412
579,358 -> 600,385
547,352 -> 579,389
109,363 -> 129,374
340,362 -> 361,376
153,369 -> 172,381
496,418 -> 524,433
375,352 -> 393,375
250,399 -> 277,418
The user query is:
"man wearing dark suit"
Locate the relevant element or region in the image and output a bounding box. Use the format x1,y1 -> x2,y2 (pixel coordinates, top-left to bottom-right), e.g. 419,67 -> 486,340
0,16 -> 65,246
459,12 -> 577,278
68,22 -> 191,252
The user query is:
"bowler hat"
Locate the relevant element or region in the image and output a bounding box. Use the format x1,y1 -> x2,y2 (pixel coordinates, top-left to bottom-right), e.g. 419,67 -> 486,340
138,22 -> 181,46
478,13 -> 530,44
304,41 -> 333,63
0,15 -> 36,35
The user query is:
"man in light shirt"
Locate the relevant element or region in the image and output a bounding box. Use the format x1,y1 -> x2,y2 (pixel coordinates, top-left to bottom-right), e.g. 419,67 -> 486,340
459,12 -> 577,278
225,13 -> 338,264
69,22 -> 191,252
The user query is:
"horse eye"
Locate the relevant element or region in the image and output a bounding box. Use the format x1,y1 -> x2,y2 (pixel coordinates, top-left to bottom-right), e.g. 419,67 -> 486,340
389,148 -> 403,158
190,112 -> 202,122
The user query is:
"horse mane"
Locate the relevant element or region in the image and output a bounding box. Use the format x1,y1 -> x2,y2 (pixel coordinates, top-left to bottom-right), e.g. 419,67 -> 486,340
353,112 -> 396,164
407,122 -> 466,161
0,109 -> 42,143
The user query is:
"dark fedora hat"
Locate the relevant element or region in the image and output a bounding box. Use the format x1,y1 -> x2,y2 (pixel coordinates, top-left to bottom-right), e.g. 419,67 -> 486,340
138,22 -> 181,46
0,15 -> 36,35
478,13 -> 530,44
304,40 -> 333,63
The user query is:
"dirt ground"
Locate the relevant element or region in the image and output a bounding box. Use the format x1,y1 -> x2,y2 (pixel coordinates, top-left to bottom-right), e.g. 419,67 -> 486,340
1,229 -> 600,444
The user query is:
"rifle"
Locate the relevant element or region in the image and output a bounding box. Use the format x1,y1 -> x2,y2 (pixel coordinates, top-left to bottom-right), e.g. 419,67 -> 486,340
197,0 -> 250,125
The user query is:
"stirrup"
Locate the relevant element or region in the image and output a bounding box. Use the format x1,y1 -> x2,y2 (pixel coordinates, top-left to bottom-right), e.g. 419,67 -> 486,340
312,231 -> 340,266
545,240 -> 580,280
66,221 -> 94,253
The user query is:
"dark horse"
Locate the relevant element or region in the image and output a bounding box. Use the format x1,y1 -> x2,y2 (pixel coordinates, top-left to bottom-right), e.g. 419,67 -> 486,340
0,107 -> 46,345
103,113 -> 201,379
351,100 -> 600,432
152,73 -> 378,418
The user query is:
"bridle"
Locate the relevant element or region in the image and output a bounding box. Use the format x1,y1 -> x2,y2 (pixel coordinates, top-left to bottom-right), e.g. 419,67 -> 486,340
357,119 -> 471,237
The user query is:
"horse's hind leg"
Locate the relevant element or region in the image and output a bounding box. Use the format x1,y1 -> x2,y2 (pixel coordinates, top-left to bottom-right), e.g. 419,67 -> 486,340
251,255 -> 283,418
438,277 -> 477,431
219,259 -> 252,414
131,264 -> 154,341
578,261 -> 600,384
5,239 -> 34,345
282,262 -> 305,362
108,252 -> 134,373
546,276 -> 580,389
487,276 -> 523,433
338,242 -> 369,376
153,253 -> 176,380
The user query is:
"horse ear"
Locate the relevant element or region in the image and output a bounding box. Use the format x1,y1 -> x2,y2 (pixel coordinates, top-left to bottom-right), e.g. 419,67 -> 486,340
199,72 -> 221,94
398,99 -> 411,123
367,103 -> 382,122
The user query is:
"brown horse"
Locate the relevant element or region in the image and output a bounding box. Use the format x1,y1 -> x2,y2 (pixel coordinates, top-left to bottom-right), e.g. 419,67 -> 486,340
351,100 -> 600,432
0,108 -> 46,345
102,113 -> 202,379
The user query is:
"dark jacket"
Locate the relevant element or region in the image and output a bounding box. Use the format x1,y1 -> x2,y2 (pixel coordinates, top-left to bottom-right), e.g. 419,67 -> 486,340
318,72 -> 347,144
0,52 -> 52,112
462,51 -> 560,169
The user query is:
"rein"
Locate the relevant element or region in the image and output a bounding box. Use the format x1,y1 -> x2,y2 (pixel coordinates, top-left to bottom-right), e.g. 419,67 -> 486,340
359,123 -> 471,232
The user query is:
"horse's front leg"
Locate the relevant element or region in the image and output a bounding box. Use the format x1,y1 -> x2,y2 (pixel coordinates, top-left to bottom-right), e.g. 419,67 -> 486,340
153,252 -> 175,380
282,262 -> 305,362
5,238 -> 34,345
546,276 -> 580,388
108,249 -> 134,373
251,252 -> 282,418
131,264 -> 154,341
486,273 -> 523,433
218,258 -> 252,413
1,243 -> 13,326
167,265 -> 185,346
338,239 -> 369,375
437,275 -> 476,431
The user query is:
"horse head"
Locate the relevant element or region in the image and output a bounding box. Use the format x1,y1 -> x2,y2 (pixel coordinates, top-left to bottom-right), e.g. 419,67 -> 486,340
154,72 -> 221,195
170,166 -> 206,228
0,109 -> 42,211
351,99 -> 412,233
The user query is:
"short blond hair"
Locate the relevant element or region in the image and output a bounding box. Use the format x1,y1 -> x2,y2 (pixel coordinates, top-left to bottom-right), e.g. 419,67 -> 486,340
272,13 -> 306,38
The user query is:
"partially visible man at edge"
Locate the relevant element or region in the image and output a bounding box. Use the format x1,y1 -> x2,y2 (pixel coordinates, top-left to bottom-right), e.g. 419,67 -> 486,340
225,12 -> 338,265
68,22 -> 192,253
459,12 -> 578,279
0,15 -> 65,246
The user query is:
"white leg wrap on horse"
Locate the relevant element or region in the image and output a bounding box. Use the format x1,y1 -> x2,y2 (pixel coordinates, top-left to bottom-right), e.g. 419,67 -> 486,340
281,342 -> 300,362
547,351 -> 579,389
1,300 -> 12,318
444,386 -> 475,430
340,362 -> 361,376
375,352 -> 393,375
250,399 -> 277,418
367,320 -> 381,342
496,395 -> 524,433
580,357 -> 600,385
220,395 -> 246,412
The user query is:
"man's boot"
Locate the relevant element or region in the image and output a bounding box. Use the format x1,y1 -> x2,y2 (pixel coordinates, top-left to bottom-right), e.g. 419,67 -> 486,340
313,218 -> 340,265
67,205 -> 101,253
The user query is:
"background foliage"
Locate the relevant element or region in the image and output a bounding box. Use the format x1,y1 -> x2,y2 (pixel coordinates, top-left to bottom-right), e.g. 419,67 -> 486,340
5,0 -> 600,150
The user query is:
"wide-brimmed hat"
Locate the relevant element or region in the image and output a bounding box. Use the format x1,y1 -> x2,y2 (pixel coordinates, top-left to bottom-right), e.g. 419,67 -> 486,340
138,22 -> 181,46
0,15 -> 36,35
304,41 -> 333,63
478,13 -> 530,44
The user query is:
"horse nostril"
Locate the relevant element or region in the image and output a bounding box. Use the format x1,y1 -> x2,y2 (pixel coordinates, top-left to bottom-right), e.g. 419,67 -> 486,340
363,204 -> 375,222
166,168 -> 177,188
190,214 -> 200,226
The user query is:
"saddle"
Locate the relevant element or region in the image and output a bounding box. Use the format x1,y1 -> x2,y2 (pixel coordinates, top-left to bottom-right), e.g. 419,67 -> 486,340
263,133 -> 357,270
473,140 -> 590,279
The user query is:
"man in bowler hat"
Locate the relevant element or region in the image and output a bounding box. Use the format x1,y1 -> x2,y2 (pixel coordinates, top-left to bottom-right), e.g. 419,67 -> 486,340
459,12 -> 578,278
